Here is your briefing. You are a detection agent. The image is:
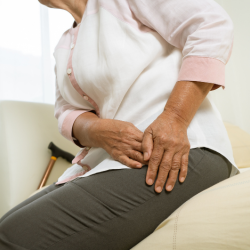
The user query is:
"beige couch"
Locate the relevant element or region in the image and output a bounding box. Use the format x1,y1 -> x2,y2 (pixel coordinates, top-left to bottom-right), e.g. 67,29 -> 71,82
0,101 -> 250,249
132,123 -> 250,249
0,101 -> 79,217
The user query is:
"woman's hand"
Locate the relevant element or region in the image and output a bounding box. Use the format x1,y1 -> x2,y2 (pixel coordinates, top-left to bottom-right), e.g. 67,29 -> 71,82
89,119 -> 148,168
73,113 -> 147,168
142,110 -> 190,193
141,80 -> 213,193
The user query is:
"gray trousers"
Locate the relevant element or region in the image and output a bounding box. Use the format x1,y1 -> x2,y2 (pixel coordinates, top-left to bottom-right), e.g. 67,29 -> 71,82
0,148 -> 232,250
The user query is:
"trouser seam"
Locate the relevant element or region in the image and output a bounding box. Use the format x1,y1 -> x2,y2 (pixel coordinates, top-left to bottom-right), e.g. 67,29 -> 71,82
192,153 -> 206,169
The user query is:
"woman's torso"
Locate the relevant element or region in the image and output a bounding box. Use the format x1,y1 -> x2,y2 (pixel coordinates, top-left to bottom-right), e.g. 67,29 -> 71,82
54,0 -> 239,183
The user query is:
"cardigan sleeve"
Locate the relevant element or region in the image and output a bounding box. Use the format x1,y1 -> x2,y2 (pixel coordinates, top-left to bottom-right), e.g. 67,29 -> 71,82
128,0 -> 234,90
54,67 -> 93,147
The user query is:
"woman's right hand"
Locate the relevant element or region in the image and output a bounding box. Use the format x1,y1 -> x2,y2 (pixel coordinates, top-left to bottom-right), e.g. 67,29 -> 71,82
90,119 -> 148,168
73,113 -> 147,168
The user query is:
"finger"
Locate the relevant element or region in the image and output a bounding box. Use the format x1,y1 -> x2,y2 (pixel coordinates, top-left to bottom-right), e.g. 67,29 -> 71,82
154,151 -> 174,193
142,130 -> 154,161
118,155 -> 143,169
179,152 -> 189,183
131,141 -> 144,152
127,150 -> 148,165
165,153 -> 182,192
132,128 -> 144,142
146,144 -> 164,186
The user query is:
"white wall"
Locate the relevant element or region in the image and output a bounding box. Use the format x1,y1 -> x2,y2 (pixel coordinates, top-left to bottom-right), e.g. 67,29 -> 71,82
211,0 -> 250,134
0,1 -> 73,104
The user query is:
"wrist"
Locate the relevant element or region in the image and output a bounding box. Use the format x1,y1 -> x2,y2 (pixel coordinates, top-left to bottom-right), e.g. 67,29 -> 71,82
162,106 -> 189,128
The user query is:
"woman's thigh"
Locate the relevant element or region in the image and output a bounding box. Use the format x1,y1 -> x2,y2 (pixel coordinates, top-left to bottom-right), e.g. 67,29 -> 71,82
0,148 -> 232,250
0,183 -> 62,224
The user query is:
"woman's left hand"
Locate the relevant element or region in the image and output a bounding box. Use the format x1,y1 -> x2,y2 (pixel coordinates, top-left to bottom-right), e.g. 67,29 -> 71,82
142,110 -> 190,193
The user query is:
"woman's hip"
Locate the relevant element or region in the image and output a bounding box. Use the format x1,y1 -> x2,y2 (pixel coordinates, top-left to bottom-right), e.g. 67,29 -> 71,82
64,147 -> 231,248
71,147 -> 232,205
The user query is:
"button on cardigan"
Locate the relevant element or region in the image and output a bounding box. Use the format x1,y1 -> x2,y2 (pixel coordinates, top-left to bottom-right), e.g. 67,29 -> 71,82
53,0 -> 239,184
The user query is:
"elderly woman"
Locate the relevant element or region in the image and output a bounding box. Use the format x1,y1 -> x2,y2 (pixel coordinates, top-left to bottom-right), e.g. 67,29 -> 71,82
0,0 -> 239,249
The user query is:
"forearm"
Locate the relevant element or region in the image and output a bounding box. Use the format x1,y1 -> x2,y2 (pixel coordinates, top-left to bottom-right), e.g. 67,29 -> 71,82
163,81 -> 213,127
72,112 -> 101,148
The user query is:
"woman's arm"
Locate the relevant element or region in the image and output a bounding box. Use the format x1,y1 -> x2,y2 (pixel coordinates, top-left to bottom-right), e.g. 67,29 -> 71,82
142,81 -> 213,193
128,0 -> 234,90
127,0 -> 234,192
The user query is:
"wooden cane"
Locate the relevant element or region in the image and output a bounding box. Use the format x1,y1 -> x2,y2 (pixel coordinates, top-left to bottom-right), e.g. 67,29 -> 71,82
37,142 -> 75,190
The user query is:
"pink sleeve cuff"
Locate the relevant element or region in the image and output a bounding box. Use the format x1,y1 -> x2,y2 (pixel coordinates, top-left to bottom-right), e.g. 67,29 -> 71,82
177,56 -> 225,91
61,110 -> 89,143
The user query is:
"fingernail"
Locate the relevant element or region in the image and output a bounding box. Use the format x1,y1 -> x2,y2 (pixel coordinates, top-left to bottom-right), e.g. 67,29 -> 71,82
136,164 -> 142,168
144,152 -> 148,161
180,177 -> 185,182
166,185 -> 172,191
156,186 -> 162,193
147,179 -> 153,185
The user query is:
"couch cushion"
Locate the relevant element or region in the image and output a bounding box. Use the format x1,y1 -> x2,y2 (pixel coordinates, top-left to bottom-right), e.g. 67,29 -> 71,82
132,169 -> 250,250
224,122 -> 250,169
